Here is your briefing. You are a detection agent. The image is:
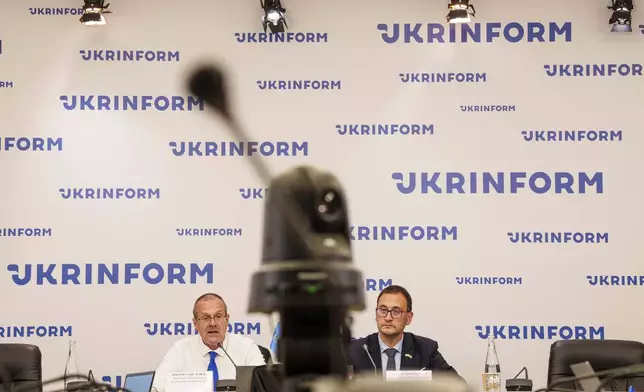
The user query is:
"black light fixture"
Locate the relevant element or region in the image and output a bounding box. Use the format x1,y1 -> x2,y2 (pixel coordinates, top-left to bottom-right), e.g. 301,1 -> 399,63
260,0 -> 288,33
79,0 -> 111,26
447,0 -> 475,23
608,0 -> 634,31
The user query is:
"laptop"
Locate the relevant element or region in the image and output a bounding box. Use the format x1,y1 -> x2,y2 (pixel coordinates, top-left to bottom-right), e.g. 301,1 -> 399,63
123,371 -> 156,392
570,361 -> 607,392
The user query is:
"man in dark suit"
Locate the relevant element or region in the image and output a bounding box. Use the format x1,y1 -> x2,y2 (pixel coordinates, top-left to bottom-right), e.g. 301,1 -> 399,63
347,285 -> 461,379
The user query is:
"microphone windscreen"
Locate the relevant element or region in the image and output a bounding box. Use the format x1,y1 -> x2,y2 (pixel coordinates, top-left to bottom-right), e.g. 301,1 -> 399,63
188,65 -> 229,117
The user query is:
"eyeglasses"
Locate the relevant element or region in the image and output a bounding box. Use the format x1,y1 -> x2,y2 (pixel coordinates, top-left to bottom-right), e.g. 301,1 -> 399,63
197,314 -> 226,324
376,307 -> 404,319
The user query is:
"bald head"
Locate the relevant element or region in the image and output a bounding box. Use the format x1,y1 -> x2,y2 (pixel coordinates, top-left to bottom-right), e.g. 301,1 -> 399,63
192,293 -> 227,318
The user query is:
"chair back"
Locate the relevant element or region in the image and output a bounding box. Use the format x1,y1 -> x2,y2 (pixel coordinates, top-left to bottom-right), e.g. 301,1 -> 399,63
257,345 -> 273,365
547,339 -> 644,390
0,343 -> 43,392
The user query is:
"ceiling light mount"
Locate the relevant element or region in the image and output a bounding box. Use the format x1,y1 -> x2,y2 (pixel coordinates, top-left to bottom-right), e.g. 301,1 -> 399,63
261,0 -> 288,33
447,0 -> 476,24
80,0 -> 112,26
608,0 -> 634,32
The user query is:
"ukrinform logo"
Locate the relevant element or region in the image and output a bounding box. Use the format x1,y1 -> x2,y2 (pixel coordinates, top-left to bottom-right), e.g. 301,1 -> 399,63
176,228 -> 242,237
6,262 -> 214,286
144,322 -> 261,335
257,80 -> 341,90
0,325 -> 72,338
79,50 -> 180,62
392,172 -> 603,194
476,325 -> 604,340
169,141 -> 308,157
456,277 -> 522,285
59,95 -> 203,111
349,225 -> 457,241
29,7 -> 82,15
59,188 -> 160,199
461,105 -> 515,113
508,231 -> 608,244
0,228 -> 52,237
522,129 -> 622,143
544,63 -> 642,77
587,275 -> 644,286
235,32 -> 328,43
336,124 -> 434,137
377,21 -> 572,44
1,137 -> 62,151
400,72 -> 485,84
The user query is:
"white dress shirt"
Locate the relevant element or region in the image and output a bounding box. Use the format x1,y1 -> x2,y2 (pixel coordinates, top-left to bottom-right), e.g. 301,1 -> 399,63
152,333 -> 266,392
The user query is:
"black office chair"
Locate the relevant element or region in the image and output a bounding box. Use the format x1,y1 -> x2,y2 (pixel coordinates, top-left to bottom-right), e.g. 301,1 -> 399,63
547,339 -> 644,391
257,345 -> 272,365
0,343 -> 43,392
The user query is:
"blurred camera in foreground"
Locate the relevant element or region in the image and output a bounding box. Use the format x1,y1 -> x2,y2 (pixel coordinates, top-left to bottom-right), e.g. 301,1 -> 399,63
248,166 -> 365,388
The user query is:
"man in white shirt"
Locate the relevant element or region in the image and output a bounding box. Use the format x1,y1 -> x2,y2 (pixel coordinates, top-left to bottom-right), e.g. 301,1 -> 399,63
152,293 -> 266,392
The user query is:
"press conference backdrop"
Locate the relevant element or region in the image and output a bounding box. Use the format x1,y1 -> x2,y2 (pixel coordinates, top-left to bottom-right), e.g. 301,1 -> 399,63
1,0 -> 643,389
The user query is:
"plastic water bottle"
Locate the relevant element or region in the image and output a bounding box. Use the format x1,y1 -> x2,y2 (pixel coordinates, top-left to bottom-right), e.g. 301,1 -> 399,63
483,337 -> 502,392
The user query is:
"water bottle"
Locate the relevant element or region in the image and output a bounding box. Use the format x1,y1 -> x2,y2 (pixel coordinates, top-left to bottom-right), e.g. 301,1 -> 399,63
64,340 -> 82,388
483,337 -> 502,392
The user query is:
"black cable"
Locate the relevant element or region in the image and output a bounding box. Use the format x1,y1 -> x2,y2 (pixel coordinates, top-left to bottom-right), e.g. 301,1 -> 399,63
590,365 -> 644,392
533,364 -> 644,392
0,372 -> 134,392
593,375 -> 617,392
593,371 -> 641,392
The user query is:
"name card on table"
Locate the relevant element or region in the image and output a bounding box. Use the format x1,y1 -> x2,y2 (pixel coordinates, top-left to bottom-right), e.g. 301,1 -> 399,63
385,370 -> 432,381
166,372 -> 213,392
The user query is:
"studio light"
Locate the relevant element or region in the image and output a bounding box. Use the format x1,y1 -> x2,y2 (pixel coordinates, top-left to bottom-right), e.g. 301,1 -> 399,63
447,0 -> 476,23
608,0 -> 634,32
260,0 -> 288,33
79,0 -> 111,26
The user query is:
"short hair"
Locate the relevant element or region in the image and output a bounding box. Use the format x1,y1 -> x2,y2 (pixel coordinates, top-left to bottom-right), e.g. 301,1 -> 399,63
376,285 -> 412,312
192,293 -> 227,318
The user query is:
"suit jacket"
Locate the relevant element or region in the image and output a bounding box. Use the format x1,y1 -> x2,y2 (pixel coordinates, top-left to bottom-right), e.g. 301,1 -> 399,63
347,332 -> 461,378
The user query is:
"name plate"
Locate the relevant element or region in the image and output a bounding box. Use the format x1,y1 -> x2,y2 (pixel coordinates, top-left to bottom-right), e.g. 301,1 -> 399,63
166,372 -> 213,392
385,370 -> 432,381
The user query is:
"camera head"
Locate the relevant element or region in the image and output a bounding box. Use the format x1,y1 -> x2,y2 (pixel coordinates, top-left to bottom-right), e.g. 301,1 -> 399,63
248,165 -> 365,387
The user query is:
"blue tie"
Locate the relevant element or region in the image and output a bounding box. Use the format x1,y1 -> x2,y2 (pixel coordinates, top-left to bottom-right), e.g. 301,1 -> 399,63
207,351 -> 218,390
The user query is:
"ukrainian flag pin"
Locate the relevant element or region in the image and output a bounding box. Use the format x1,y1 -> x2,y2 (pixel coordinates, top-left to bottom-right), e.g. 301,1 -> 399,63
405,353 -> 412,359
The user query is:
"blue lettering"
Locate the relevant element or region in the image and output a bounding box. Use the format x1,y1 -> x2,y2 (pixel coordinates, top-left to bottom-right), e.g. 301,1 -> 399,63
475,325 -> 604,340
59,95 -> 203,111
378,22 -> 572,44
235,32 -> 328,43
392,172 -> 603,194
6,263 -> 214,286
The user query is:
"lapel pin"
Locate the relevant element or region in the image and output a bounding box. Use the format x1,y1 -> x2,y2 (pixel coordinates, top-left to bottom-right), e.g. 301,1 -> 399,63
405,353 -> 412,359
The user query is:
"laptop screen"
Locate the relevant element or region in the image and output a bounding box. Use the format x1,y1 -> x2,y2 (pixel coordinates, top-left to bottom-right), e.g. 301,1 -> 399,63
124,372 -> 155,392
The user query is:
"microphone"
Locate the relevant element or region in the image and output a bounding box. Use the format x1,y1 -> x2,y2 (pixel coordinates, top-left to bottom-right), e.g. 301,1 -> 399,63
506,367 -> 532,392
217,342 -> 238,368
188,65 -> 230,119
361,345 -> 378,376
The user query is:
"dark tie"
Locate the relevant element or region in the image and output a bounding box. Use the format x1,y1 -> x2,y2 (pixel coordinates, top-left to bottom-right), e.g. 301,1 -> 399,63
384,348 -> 397,371
207,351 -> 219,391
